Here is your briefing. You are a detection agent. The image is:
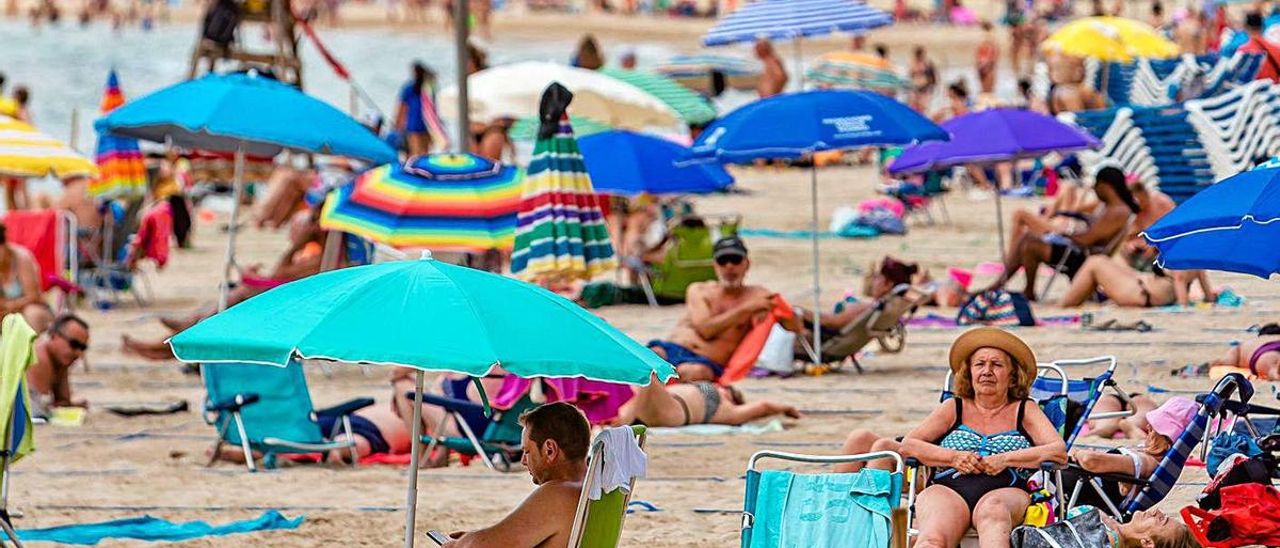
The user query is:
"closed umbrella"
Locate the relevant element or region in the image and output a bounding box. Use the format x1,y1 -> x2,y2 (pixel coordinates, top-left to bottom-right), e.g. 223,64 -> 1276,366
319,153 -> 522,251
579,130 -> 732,196
438,62 -> 680,130
687,89 -> 947,354
1143,167 -> 1280,278
96,71 -> 397,310
92,69 -> 147,200
168,252 -> 677,547
0,115 -> 96,179
510,84 -> 618,282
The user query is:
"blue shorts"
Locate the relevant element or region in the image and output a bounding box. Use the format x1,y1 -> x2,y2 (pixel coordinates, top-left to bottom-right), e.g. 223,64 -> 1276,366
647,340 -> 724,378
317,413 -> 390,455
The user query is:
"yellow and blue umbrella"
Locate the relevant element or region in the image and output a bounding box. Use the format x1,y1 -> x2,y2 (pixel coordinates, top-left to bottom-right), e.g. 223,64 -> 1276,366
320,153 -> 521,251
92,69 -> 147,199
0,116 -> 96,179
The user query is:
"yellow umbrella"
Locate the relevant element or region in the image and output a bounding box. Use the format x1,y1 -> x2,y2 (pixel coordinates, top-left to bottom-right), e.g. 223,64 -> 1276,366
1042,16 -> 1179,62
0,115 -> 97,179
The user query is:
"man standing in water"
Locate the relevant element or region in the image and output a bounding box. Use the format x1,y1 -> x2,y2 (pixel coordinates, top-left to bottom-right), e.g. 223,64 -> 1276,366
646,237 -> 801,382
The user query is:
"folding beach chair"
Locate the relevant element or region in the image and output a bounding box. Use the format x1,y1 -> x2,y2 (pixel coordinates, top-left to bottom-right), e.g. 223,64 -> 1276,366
3,209 -> 79,310
1028,356 -> 1134,449
1059,373 -> 1250,520
805,284 -> 928,373
202,359 -> 374,472
1038,215 -> 1133,301
741,450 -> 906,548
566,425 -> 647,548
406,380 -> 539,472
629,214 -> 738,307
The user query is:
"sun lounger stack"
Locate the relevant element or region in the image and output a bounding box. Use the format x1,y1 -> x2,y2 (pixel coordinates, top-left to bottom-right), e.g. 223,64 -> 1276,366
1196,52 -> 1264,99
1062,105 -> 1215,203
1184,79 -> 1280,182
1127,55 -> 1217,106
1061,107 -> 1154,183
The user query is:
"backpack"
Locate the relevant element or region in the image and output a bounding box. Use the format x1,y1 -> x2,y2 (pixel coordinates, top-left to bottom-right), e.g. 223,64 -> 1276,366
957,289 -> 1036,327
202,0 -> 241,47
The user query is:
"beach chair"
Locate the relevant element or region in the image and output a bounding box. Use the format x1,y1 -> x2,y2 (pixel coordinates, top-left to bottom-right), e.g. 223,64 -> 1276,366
405,382 -> 539,472
202,359 -> 374,472
807,284 -> 928,373
1059,373 -> 1250,520
630,215 -> 738,307
3,209 -> 79,310
1037,214 -> 1133,301
566,425 -> 647,548
1028,356 -> 1135,448
741,450 -> 906,548
0,381 -> 32,548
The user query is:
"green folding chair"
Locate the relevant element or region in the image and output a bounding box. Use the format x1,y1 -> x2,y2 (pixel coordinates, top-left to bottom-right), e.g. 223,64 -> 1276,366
202,360 -> 374,472
567,425 -> 647,548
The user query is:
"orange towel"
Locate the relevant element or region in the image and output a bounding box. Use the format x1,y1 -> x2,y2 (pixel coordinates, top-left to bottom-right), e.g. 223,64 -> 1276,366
720,295 -> 795,385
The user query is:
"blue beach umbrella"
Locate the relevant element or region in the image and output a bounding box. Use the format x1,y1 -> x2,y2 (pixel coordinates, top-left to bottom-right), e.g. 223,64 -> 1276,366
686,89 -> 946,355
579,130 -> 732,196
703,0 -> 893,47
1143,167 -> 1280,278
96,71 -> 397,310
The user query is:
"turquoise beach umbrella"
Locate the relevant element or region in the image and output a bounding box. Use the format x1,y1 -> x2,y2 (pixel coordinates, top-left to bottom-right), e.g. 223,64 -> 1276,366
168,251 -> 674,547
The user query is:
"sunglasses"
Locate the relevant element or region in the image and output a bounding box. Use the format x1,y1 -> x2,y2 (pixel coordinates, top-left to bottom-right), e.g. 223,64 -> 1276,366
715,255 -> 744,266
56,330 -> 88,352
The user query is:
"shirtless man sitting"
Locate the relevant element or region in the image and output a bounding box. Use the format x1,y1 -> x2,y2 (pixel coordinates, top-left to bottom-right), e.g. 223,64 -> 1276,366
27,314 -> 89,415
646,237 -> 800,382
442,402 -> 589,548
615,373 -> 801,428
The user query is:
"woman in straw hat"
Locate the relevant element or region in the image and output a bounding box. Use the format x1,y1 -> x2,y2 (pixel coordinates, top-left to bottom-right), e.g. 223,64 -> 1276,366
903,327 -> 1067,548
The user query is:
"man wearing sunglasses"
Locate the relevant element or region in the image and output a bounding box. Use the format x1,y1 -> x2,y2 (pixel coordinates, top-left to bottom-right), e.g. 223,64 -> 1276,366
28,314 -> 90,414
647,237 -> 800,383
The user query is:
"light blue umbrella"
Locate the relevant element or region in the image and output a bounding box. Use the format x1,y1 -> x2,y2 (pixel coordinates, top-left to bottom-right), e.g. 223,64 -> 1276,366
169,251 -> 676,546
96,71 -> 397,310
579,130 -> 732,196
686,90 -> 946,355
702,0 -> 893,46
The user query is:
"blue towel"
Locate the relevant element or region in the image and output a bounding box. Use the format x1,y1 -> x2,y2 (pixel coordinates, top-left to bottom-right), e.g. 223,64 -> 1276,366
750,470 -> 894,548
19,510 -> 303,545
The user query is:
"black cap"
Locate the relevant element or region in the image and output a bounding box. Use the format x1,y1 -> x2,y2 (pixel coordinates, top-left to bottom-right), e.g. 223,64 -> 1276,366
1247,12 -> 1265,31
713,236 -> 748,260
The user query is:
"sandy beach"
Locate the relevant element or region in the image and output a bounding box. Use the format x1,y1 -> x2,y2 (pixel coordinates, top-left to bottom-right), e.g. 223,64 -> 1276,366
5,159 -> 1266,546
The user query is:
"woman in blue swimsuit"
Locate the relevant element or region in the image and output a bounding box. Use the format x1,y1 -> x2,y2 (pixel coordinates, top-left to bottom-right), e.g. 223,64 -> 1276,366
901,327 -> 1067,548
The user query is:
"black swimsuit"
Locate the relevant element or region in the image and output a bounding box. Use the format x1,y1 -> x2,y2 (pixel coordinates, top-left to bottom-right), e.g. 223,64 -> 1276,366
931,399 -> 1034,511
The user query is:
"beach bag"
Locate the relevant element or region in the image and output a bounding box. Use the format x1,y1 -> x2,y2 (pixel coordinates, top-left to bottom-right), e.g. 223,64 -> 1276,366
1207,431 -> 1263,477
957,289 -> 1036,327
1199,453 -> 1275,510
754,324 -> 797,375
1010,506 -> 1109,548
1183,484 -> 1280,548
721,296 -> 796,385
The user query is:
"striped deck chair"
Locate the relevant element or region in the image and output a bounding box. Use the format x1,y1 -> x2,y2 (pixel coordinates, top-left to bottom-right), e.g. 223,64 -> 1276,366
1061,373 -> 1251,520
1028,356 -> 1133,449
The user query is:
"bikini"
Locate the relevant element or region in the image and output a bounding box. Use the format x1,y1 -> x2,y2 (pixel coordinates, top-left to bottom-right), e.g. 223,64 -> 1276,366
671,382 -> 721,426
1249,340 -> 1280,378
1135,265 -> 1170,308
932,398 -> 1034,511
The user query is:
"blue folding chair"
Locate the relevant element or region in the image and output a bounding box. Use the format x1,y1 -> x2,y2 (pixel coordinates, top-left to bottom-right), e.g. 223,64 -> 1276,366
1028,356 -> 1133,449
741,450 -> 905,548
202,360 -> 374,472
405,378 -> 538,472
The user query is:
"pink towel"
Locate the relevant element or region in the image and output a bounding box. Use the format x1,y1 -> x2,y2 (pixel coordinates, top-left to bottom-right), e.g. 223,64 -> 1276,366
492,376 -> 635,424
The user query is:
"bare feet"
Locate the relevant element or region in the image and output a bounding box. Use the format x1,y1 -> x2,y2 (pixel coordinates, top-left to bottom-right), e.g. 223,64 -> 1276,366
120,335 -> 177,361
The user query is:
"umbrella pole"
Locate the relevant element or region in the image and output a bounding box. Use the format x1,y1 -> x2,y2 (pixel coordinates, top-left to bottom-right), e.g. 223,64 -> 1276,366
320,231 -> 343,272
810,164 -> 821,358
794,38 -> 804,90
404,369 -> 425,548
994,182 -> 1006,260
218,145 -> 245,312
453,0 -> 471,153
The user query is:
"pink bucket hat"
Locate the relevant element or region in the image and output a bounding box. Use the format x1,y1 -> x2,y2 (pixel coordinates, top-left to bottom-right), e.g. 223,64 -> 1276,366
1146,397 -> 1199,440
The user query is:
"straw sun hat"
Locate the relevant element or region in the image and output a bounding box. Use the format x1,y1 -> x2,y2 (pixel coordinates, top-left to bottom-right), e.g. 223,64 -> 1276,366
948,327 -> 1037,391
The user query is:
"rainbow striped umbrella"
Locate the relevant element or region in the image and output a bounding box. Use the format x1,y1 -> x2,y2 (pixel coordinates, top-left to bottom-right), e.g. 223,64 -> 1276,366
93,70 -> 147,199
320,153 -> 521,252
510,84 -> 616,282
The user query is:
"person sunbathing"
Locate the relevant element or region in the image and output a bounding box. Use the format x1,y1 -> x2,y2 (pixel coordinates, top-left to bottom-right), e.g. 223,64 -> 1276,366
795,256 -> 918,333
441,402 -> 589,548
613,373 -> 801,427
1004,179 -> 1101,261
1057,257 -> 1212,308
212,397 -> 412,465
1210,323 -> 1280,379
646,236 -> 801,382
0,224 -> 42,316
391,368 -> 506,468
1123,181 -> 1176,264
988,166 -> 1137,300
1081,391 -> 1159,440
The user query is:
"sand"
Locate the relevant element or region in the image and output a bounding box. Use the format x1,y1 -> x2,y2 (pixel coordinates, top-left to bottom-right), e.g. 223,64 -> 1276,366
8,160 -> 1271,546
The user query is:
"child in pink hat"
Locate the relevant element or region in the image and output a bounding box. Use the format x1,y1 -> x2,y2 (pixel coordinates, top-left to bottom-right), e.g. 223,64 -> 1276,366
1066,397 -> 1198,504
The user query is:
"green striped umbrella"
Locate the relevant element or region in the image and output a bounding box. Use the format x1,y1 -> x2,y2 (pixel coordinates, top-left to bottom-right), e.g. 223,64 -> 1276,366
599,67 -> 717,125
509,115 -> 611,142
805,51 -> 908,92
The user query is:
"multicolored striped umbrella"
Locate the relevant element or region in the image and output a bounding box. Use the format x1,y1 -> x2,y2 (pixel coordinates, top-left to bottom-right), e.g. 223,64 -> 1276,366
805,51 -> 907,91
510,84 -> 617,282
320,153 -> 521,251
599,67 -> 717,126
0,115 -> 96,179
93,70 -> 147,199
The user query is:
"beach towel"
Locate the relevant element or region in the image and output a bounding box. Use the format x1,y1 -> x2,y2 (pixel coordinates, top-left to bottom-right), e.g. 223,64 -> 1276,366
749,470 -> 894,548
492,377 -> 633,424
134,201 -> 172,269
0,314 -> 37,474
17,510 -> 303,545
3,209 -> 62,291
722,295 -> 795,385
647,419 -> 784,436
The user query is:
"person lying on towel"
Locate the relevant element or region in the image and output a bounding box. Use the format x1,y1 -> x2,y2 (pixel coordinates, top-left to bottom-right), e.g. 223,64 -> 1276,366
612,373 -> 801,428
1210,323 -> 1280,380
442,402 -> 589,548
645,236 -> 802,383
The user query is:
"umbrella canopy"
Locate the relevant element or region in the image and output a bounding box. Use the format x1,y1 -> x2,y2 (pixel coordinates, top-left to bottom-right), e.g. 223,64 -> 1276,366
599,67 -> 717,126
1143,167 -> 1280,278
95,72 -> 396,164
319,153 -> 522,251
888,108 -> 1100,174
654,54 -> 760,94
1042,16 -> 1179,62
509,115 -> 611,142
0,115 -> 97,179
703,0 -> 893,46
438,62 -> 681,130
93,69 -> 147,199
579,130 -> 733,196
688,89 -> 949,163
168,253 -> 674,382
805,51 -> 907,91
510,84 -> 617,282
